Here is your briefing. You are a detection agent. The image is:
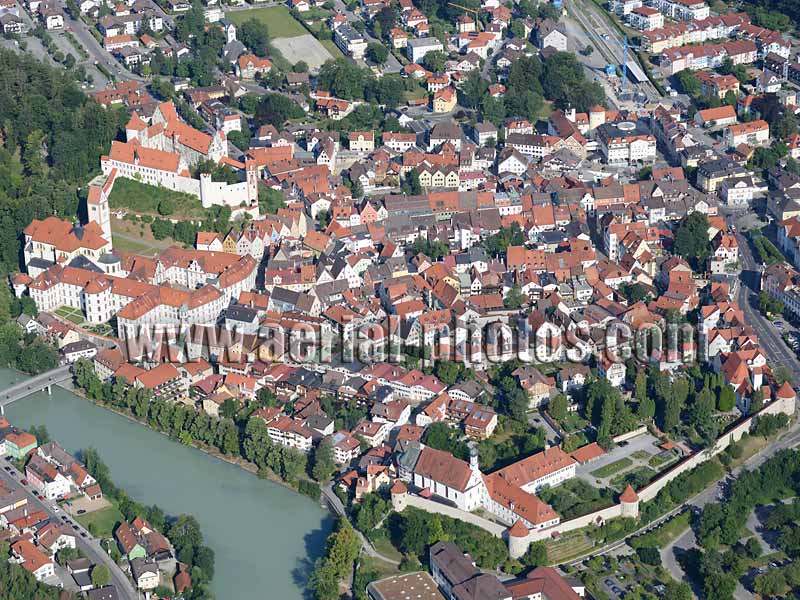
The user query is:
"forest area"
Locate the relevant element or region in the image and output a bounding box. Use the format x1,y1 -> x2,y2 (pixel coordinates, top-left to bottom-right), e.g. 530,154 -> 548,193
0,49 -> 123,372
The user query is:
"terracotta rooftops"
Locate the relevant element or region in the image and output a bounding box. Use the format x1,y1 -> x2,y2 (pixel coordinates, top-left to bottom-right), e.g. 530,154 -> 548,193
24,217 -> 109,253
108,140 -> 181,173
620,484 -> 639,503
494,446 -> 576,488
413,446 -> 474,492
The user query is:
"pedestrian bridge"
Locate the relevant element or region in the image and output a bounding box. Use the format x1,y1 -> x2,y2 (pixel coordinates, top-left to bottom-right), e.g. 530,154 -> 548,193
0,365 -> 73,412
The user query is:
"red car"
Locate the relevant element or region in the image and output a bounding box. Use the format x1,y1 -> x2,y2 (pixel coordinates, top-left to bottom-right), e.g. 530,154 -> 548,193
20,479 -> 27,485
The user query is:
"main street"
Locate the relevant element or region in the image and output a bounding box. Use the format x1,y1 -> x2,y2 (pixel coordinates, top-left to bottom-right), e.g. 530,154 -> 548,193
62,11 -> 143,83
732,214 -> 800,375
0,463 -> 138,600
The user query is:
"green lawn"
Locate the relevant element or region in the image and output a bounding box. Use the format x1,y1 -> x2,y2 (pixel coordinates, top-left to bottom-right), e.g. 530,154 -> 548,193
648,450 -> 677,469
55,306 -> 85,325
538,479 -> 615,520
75,505 -> 125,539
630,510 -> 692,549
320,38 -> 345,59
110,234 -> 160,255
370,535 -> 404,563
590,457 -> 633,479
631,450 -> 652,461
226,6 -> 307,38
558,412 -> 589,433
107,176 -> 204,219
86,323 -> 114,336
297,6 -> 330,20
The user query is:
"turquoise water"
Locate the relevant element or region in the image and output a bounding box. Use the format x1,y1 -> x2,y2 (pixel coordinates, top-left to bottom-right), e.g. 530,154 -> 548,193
1,369 -> 332,599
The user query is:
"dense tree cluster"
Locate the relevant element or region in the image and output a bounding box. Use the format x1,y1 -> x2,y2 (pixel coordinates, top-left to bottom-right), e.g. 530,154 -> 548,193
482,222 -> 525,258
386,507 -> 509,568
0,543 -> 65,600
309,519 -> 362,600
582,376 -> 640,443
410,237 -> 450,261
689,449 -> 800,599
644,369 -> 733,445
0,50 -> 124,279
673,212 -> 711,268
73,359 -> 310,486
0,324 -> 59,375
316,59 -> 415,109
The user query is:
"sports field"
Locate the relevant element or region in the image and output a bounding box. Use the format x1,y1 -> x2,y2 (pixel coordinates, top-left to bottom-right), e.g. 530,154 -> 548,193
226,6 -> 306,38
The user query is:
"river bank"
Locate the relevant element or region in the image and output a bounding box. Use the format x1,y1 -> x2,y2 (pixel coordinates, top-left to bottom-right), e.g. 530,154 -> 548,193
59,379 -> 305,494
3,369 -> 333,599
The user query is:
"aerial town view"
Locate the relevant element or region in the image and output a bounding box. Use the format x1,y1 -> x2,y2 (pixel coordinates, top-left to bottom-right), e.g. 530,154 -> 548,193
3,0 -> 800,597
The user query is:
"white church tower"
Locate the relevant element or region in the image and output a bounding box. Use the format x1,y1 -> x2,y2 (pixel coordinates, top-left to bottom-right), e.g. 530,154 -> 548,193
86,169 -> 115,245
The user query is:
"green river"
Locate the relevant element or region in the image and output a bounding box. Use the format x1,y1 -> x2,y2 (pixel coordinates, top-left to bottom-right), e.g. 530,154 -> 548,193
1,368 -> 332,599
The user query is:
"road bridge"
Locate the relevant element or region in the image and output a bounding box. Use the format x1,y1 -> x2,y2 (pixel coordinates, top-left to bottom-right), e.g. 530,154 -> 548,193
0,365 -> 73,413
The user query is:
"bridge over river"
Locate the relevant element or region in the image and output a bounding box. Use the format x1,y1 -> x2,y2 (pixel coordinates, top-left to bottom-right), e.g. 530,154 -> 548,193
0,365 -> 72,413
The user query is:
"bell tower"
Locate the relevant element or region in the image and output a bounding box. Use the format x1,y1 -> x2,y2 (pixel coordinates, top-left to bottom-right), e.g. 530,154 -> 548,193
87,170 -> 114,245
246,159 -> 259,207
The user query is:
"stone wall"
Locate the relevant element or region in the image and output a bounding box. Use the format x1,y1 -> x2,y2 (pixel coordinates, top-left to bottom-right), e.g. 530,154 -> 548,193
638,394 -> 795,503
403,495 -> 506,537
612,426 -> 649,444
397,395 -> 796,560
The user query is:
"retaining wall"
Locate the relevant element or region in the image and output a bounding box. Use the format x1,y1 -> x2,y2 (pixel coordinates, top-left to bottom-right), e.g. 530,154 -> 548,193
403,495 -> 506,536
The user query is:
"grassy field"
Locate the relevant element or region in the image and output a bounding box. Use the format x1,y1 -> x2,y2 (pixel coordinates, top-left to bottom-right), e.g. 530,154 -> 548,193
370,535 -> 404,563
226,6 -> 306,38
320,38 -> 344,59
111,233 -> 159,255
108,177 -> 204,219
631,450 -> 652,461
590,457 -> 633,479
75,505 -> 125,538
404,88 -> 429,102
558,412 -> 589,433
729,434 -> 772,469
545,530 -> 595,564
630,510 -> 692,549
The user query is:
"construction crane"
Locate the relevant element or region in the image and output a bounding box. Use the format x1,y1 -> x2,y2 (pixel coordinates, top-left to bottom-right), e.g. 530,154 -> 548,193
447,2 -> 482,31
601,33 -> 642,92
597,34 -> 630,90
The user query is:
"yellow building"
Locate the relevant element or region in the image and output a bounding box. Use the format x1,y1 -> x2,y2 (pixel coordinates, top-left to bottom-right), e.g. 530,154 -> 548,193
432,87 -> 457,113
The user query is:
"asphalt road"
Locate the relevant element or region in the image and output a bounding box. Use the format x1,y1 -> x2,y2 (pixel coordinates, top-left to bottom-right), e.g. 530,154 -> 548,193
0,463 -> 138,600
61,11 -> 143,83
660,425 -> 800,598
733,217 -> 800,374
